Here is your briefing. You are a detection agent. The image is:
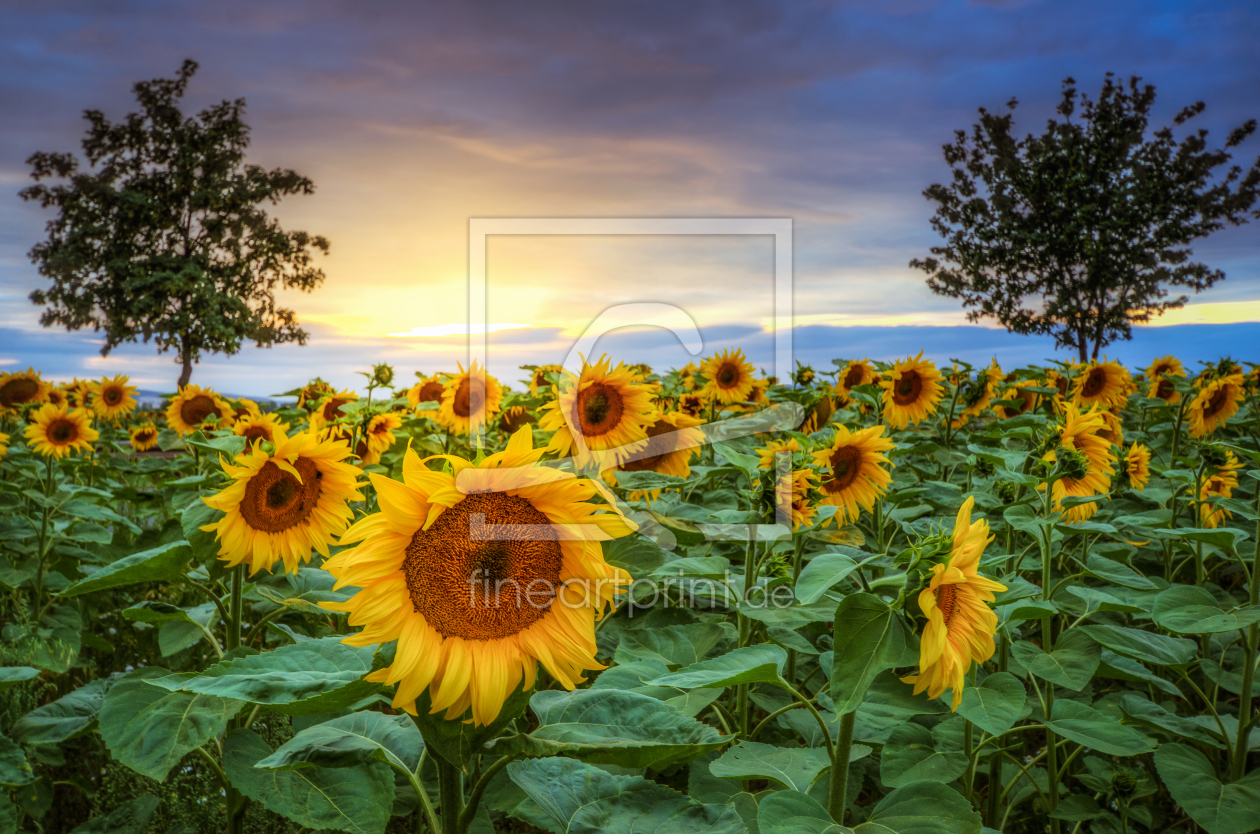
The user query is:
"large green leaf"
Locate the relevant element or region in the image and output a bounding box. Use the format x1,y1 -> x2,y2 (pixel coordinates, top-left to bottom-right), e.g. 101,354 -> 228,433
0,667 -> 39,692
66,796 -> 159,834
649,645 -> 787,690
0,792 -> 18,834
880,719 -> 968,788
507,756 -> 746,834
0,735 -> 34,787
1154,743 -> 1260,834
1083,554 -> 1156,590
1045,699 -> 1156,757
223,728 -> 393,834
860,780 -> 982,834
957,672 -> 1026,737
1079,625 -> 1196,666
614,623 -> 727,668
10,677 -> 110,745
756,791 -> 851,834
58,542 -> 192,597
98,667 -> 242,781
149,636 -> 382,714
829,593 -> 918,714
1010,630 -> 1099,691
709,742 -> 832,793
410,682 -> 532,771
1151,586 -> 1260,634
795,551 -> 864,605
489,689 -> 730,770
257,711 -> 422,774
1120,694 -> 1223,746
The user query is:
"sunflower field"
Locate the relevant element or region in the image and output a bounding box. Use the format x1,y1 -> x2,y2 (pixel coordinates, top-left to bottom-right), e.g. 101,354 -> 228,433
0,351 -> 1258,834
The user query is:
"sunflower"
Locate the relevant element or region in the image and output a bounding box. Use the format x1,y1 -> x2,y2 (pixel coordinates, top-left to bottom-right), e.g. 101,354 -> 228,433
1125,444 -> 1151,491
678,393 -> 705,418
1187,373 -> 1244,439
881,353 -> 944,430
45,388 -> 68,408
231,398 -> 262,422
0,431 -> 9,460
499,405 -> 535,434
89,374 -> 138,421
699,348 -> 756,405
994,381 -> 1039,418
757,437 -> 801,470
65,379 -> 93,408
836,359 -> 875,397
1145,356 -> 1185,403
1200,452 -> 1243,529
297,379 -> 334,410
952,373 -> 995,429
407,375 -> 447,408
539,357 -> 652,467
24,403 -> 98,458
1097,408 -> 1124,448
1041,405 -> 1115,524
901,497 -> 1006,710
0,368 -> 51,413
527,365 -> 564,396
436,361 -> 503,436
128,423 -> 160,452
320,426 -> 633,726
365,413 -> 403,456
1045,370 -> 1070,401
811,424 -> 895,524
603,412 -> 704,500
165,385 -> 231,435
317,390 -> 360,424
201,432 -> 364,575
1071,360 -> 1131,410
677,362 -> 699,391
233,412 -> 290,447
777,469 -> 819,531
793,363 -> 816,387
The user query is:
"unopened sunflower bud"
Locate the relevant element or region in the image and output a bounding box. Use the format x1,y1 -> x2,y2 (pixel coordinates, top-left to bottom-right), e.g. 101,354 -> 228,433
1200,443 -> 1229,469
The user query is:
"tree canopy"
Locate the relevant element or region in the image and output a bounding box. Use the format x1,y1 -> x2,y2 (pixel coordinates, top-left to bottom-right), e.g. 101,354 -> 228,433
911,74 -> 1260,361
22,59 -> 329,388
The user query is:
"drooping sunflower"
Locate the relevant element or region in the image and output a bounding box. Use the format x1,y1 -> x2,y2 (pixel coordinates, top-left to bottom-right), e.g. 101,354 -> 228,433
699,348 -> 756,405
539,357 -> 652,467
603,411 -> 705,500
777,469 -> 819,531
89,374 -> 138,421
756,437 -> 802,470
1045,370 -> 1070,401
321,426 -> 634,726
1041,405 -> 1115,524
24,403 -> 98,458
881,353 -> 944,430
165,385 -> 231,435
128,423 -> 160,452
499,405 -> 536,434
836,359 -> 875,397
233,412 -> 291,447
0,368 -> 51,413
1071,360 -> 1131,410
1187,373 -> 1244,438
1125,444 -> 1151,491
1200,452 -> 1243,529
230,398 -> 262,422
1097,408 -> 1124,448
810,424 -> 895,524
436,361 -> 503,436
407,375 -> 447,408
201,432 -> 364,575
678,393 -> 705,418
799,395 -> 836,434
901,497 -> 1007,710
1145,356 -> 1185,403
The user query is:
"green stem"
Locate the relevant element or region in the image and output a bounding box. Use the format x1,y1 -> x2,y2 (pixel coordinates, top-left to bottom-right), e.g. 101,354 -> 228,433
413,749 -> 441,834
737,536 -> 757,735
785,536 -> 805,685
227,565 -> 244,653
1231,489 -> 1260,781
435,755 -> 464,834
1040,479 -> 1061,834
459,755 -> 516,833
826,711 -> 856,825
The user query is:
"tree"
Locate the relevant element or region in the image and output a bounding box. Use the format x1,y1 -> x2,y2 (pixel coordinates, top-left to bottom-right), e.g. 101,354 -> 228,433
911,74 -> 1260,361
21,59 -> 329,388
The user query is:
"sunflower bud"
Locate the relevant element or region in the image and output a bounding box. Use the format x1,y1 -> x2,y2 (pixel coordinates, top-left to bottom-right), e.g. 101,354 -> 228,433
1054,446 -> 1090,481
370,362 -> 395,388
1199,443 -> 1229,469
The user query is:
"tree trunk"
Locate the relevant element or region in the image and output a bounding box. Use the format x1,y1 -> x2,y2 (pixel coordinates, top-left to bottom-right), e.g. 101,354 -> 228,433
177,339 -> 193,389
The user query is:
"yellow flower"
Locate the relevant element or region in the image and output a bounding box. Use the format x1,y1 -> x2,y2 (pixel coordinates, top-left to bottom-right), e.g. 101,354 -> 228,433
756,437 -> 802,470
810,424 -> 895,524
88,374 -> 138,421
321,426 -> 633,726
881,353 -> 944,430
994,381 -> 1039,418
699,348 -> 756,405
165,385 -> 231,435
539,357 -> 653,467
437,361 -> 503,436
902,497 -> 1007,710
201,432 -> 365,575
777,468 -> 819,531
836,359 -> 875,397
128,423 -> 161,452
527,365 -> 564,396
0,431 -> 10,460
678,393 -> 705,418
365,413 -> 404,456
1071,360 -> 1131,410
407,375 -> 446,408
297,379 -> 334,410
24,404 -> 98,458
0,368 -> 51,413
603,411 -> 705,501
1045,370 -> 1069,401
1200,452 -> 1242,529
45,388 -> 68,408
233,412 -> 291,447
1145,356 -> 1185,403
1125,444 -> 1151,491
1188,373 -> 1244,438
499,405 -> 536,434
316,389 -> 360,424
1041,405 -> 1115,524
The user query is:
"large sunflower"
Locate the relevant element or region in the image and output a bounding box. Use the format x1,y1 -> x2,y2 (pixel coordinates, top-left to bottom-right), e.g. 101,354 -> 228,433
836,359 -> 875,397
901,497 -> 1006,710
1071,360 -> 1131,410
539,357 -> 653,467
881,353 -> 944,430
1188,373 -> 1244,438
810,424 -> 895,524
89,374 -> 138,421
201,432 -> 364,575
1145,356 -> 1185,404
321,426 -> 633,726
166,385 -> 231,435
699,348 -> 756,405
0,368 -> 51,413
233,412 -> 290,447
407,375 -> 447,408
603,411 -> 705,500
1199,452 -> 1242,529
436,361 -> 503,436
1125,444 -> 1151,492
24,403 -> 98,458
129,423 -> 160,452
1041,405 -> 1115,524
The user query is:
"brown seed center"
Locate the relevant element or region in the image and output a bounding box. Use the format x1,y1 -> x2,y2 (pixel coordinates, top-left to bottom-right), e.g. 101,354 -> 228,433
620,420 -> 676,472
49,419 -> 77,444
239,458 -> 322,533
322,397 -> 351,422
1204,387 -> 1230,418
935,584 -> 958,624
453,378 -> 484,419
181,395 -> 220,427
103,387 -> 122,405
241,425 -> 272,444
576,383 -> 624,437
417,381 -> 445,403
893,370 -> 922,406
1081,368 -> 1106,398
822,445 -> 863,494
0,378 -> 39,408
716,363 -> 739,388
844,366 -> 865,389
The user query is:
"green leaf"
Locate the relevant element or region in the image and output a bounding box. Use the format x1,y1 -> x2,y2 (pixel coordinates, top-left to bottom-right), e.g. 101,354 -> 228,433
650,557 -> 732,581
1045,699 -> 1155,757
709,742 -> 832,793
957,672 -> 1026,736
10,678 -> 110,746
184,430 -> 248,460
256,711 -> 422,773
648,645 -> 787,690
1063,586 -> 1146,614
67,795 -> 159,834
603,536 -> 672,578
489,689 -> 730,770
1098,650 -> 1181,697
58,542 -> 192,597
881,719 -> 968,788
0,792 -> 19,834
1154,743 -> 1260,834
149,636 -> 382,714
829,593 -> 918,714
613,471 -> 689,492
1202,658 -> 1260,697
1151,586 -> 1260,634
1082,554 -> 1156,590
1120,694 -> 1223,746
614,623 -> 727,668
0,667 -> 39,692
223,728 -> 393,834
410,682 -> 532,771
861,780 -> 982,834
1010,630 -> 1099,691
98,667 -> 242,781
1079,625 -> 1197,666
756,791 -> 851,834
795,551 -> 863,604
507,756 -> 746,834
0,734 -> 34,787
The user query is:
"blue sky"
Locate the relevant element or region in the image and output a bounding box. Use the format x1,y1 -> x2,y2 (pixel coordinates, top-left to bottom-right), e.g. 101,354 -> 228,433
1,0 -> 1257,395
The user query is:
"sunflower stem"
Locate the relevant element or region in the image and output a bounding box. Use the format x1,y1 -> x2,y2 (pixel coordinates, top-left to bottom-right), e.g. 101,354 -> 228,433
227,565 -> 244,653
435,755 -> 464,834
826,710 -> 856,825
1039,481 -> 1061,834
737,535 -> 757,736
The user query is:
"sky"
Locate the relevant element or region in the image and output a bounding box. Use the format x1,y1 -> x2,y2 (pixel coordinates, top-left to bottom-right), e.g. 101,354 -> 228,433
1,0 -> 1258,396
